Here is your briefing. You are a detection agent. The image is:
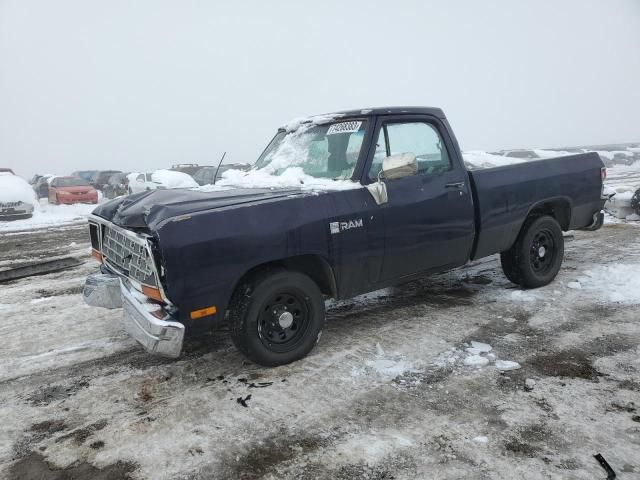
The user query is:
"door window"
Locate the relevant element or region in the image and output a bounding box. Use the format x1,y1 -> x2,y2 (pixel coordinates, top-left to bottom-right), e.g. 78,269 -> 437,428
369,122 -> 451,180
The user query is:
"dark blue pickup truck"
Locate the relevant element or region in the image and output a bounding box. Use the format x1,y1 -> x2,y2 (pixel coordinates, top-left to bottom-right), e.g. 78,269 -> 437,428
84,107 -> 607,366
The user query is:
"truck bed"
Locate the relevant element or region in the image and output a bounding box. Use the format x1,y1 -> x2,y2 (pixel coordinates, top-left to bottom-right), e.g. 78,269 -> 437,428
468,152 -> 604,259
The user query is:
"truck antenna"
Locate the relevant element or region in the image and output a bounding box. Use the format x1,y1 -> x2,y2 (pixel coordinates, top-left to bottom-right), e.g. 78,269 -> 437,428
213,151 -> 226,185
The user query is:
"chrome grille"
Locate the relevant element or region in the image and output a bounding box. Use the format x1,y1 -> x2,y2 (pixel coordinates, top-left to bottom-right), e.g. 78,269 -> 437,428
101,226 -> 157,286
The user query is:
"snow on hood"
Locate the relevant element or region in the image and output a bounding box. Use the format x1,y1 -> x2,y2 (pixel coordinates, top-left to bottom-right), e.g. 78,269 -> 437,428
198,167 -> 362,193
0,173 -> 37,204
151,170 -> 198,189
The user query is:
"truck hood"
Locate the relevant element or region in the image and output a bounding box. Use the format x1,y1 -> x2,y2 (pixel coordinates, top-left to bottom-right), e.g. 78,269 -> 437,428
91,187 -> 308,230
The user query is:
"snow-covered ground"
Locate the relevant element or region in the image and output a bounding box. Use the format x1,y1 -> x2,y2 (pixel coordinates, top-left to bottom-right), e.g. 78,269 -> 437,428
1,222 -> 639,479
0,199 -> 97,234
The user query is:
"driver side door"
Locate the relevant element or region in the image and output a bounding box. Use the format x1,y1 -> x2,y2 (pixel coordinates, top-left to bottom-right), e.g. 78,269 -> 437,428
367,116 -> 475,283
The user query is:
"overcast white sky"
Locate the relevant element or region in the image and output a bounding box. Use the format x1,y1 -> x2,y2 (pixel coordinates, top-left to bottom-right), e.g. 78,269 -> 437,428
1,0 -> 639,178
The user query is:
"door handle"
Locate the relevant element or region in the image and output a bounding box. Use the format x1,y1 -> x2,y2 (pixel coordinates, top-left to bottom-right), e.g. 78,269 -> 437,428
445,181 -> 465,189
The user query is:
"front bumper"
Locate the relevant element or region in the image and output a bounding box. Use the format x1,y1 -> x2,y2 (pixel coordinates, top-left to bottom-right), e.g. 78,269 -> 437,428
58,196 -> 98,204
83,272 -> 184,358
0,212 -> 33,221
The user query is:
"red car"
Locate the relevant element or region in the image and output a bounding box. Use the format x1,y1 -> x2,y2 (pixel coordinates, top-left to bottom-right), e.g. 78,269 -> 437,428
48,176 -> 98,204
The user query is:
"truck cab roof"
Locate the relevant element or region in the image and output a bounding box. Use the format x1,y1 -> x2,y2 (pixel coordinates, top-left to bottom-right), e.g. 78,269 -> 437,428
325,106 -> 446,119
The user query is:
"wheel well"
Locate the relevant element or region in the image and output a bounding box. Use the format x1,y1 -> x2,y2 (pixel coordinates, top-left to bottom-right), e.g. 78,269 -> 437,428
233,255 -> 337,299
527,199 -> 571,230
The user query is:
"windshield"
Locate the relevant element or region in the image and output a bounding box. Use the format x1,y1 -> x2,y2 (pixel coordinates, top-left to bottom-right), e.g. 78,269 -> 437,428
254,120 -> 367,180
55,177 -> 90,187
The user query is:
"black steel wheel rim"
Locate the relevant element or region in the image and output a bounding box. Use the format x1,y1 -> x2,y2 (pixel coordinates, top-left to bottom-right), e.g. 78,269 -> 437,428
530,229 -> 555,274
257,290 -> 311,353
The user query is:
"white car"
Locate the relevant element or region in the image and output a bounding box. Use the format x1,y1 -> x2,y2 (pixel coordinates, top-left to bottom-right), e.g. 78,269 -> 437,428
127,172 -> 164,194
0,172 -> 37,220
127,170 -> 198,194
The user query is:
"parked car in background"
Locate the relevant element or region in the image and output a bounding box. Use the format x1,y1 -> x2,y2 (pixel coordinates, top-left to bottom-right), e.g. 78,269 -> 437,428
127,170 -> 198,194
92,170 -> 122,191
0,168 -> 15,175
33,175 -> 54,198
71,170 -> 99,183
48,176 -> 98,204
102,172 -> 130,199
127,172 -> 165,194
29,174 -> 44,185
192,164 -> 252,186
170,163 -> 201,176
0,172 -> 36,220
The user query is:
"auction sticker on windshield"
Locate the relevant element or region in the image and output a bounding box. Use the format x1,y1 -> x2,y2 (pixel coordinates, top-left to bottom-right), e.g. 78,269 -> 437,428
327,121 -> 362,135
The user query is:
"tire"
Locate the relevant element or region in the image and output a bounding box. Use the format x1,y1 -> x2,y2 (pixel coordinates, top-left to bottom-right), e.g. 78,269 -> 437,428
500,215 -> 564,288
229,270 -> 325,366
631,189 -> 640,216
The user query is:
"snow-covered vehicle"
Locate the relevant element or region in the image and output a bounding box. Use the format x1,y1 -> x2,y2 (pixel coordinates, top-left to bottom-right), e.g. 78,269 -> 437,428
0,172 -> 36,220
83,106 -> 608,366
127,170 -> 197,194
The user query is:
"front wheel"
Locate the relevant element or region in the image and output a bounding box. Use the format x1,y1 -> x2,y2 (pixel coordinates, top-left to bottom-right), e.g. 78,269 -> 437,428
229,270 -> 325,366
500,215 -> 564,288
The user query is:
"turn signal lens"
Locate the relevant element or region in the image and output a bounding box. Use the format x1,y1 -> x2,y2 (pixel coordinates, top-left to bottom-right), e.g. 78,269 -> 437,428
91,249 -> 103,263
142,285 -> 164,302
190,306 -> 217,320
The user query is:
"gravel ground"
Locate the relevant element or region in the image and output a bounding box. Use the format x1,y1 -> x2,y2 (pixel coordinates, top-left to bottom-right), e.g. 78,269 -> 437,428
1,221 -> 639,480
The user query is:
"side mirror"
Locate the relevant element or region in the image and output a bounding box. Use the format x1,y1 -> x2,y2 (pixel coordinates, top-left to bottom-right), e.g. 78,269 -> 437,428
381,153 -> 418,180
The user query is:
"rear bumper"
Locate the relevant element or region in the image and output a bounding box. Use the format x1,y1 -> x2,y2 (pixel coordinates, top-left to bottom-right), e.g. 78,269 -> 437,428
83,272 -> 184,358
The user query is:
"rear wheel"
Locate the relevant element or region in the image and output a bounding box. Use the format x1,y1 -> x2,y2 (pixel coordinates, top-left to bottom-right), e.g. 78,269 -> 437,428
631,189 -> 640,216
500,215 -> 564,288
229,270 -> 325,366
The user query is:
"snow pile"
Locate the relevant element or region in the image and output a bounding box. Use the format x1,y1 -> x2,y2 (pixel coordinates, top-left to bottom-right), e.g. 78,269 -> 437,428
364,343 -> 418,377
199,167 -> 362,192
459,341 -> 520,371
197,117 -> 363,193
572,264 -> 640,304
0,200 -> 95,232
464,355 -> 489,367
590,150 -> 634,161
281,113 -> 344,133
532,149 -> 573,158
0,173 -> 37,204
494,360 -> 521,371
151,170 -> 198,189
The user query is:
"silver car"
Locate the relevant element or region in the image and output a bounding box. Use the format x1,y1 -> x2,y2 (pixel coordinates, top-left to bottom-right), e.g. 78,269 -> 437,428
0,173 -> 36,220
